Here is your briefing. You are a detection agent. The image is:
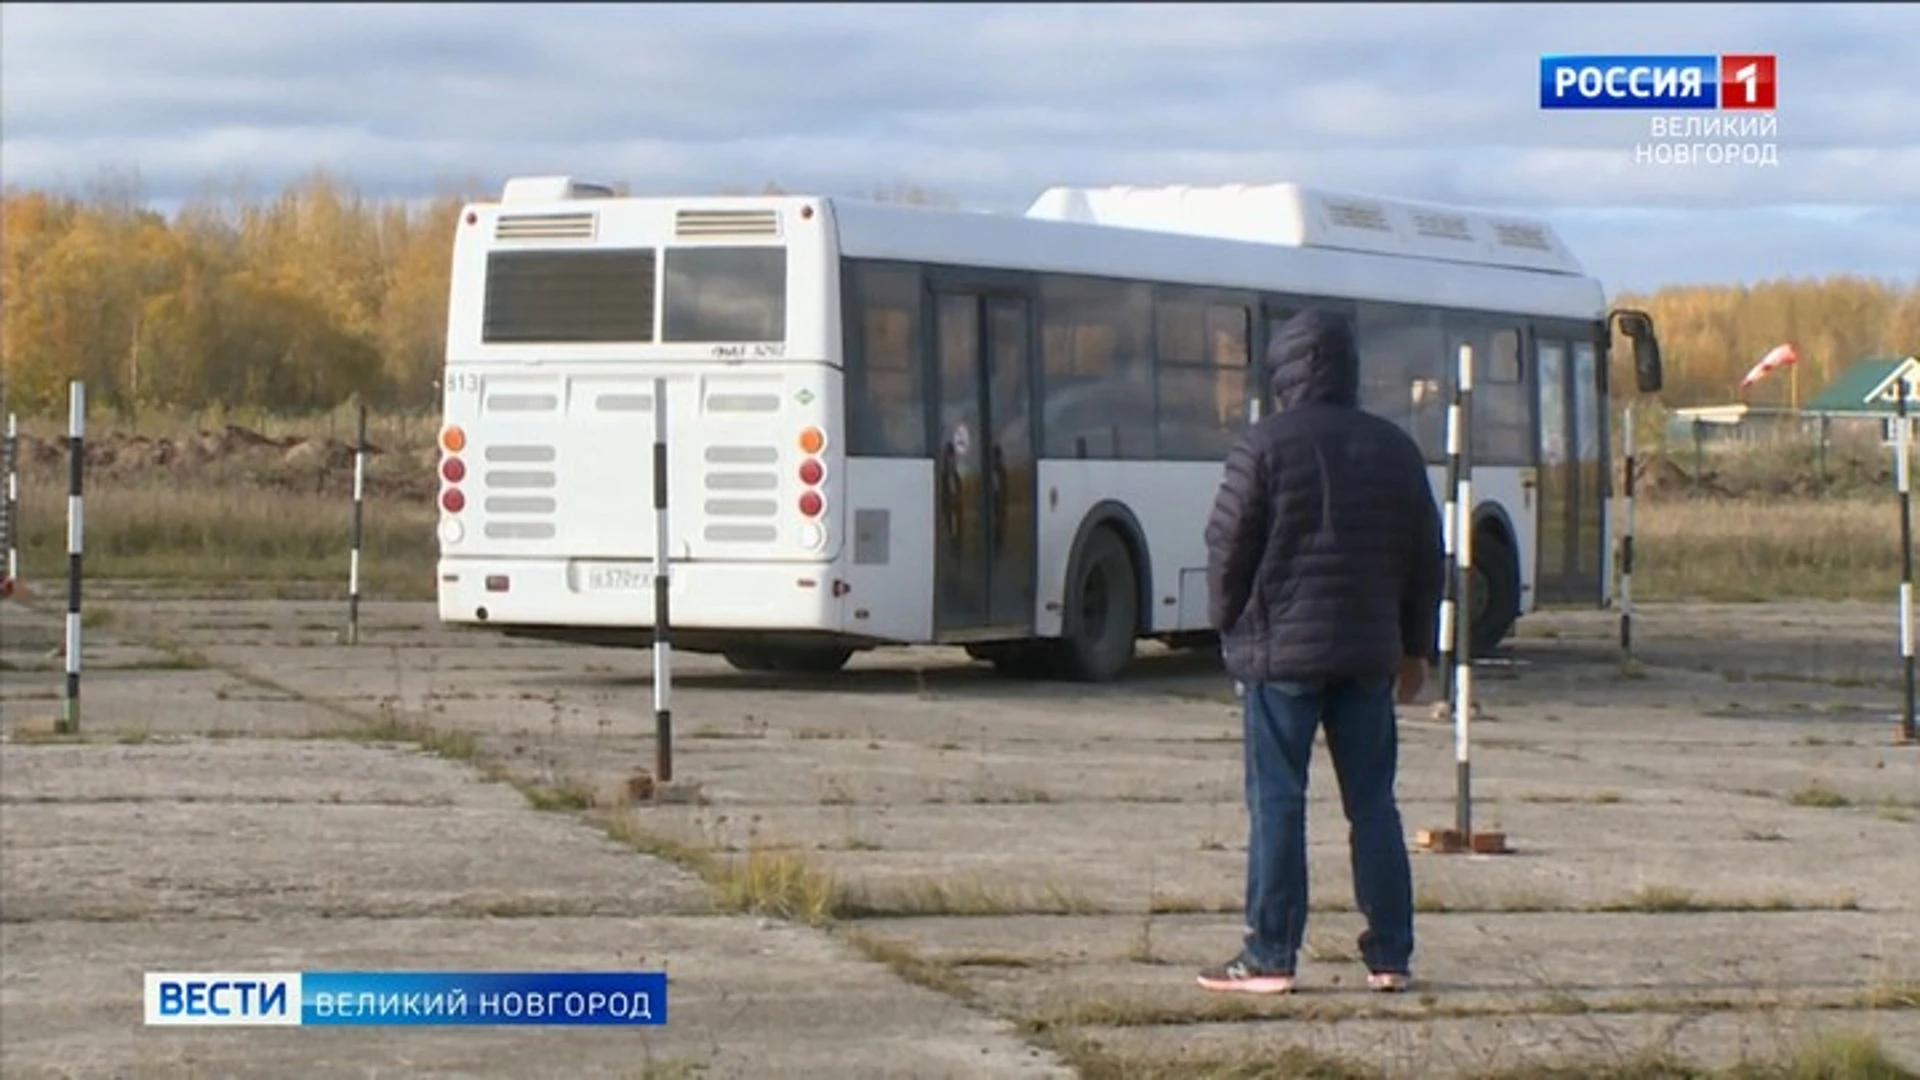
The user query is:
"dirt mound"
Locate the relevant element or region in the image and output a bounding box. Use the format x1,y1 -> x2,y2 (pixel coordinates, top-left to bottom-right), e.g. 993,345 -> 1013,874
5,424 -> 427,502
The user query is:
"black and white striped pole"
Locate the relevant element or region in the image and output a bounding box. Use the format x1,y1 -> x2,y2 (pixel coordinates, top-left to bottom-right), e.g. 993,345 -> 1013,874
60,381 -> 85,735
347,404 -> 367,645
652,377 -> 674,784
1420,344 -> 1506,855
1620,403 -> 1636,659
1451,343 -> 1476,844
1437,377 -> 1461,719
3,411 -> 17,598
1896,377 -> 1914,746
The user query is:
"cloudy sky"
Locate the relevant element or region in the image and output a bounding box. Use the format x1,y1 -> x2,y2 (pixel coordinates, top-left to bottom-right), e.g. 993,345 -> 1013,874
4,2 -> 1915,295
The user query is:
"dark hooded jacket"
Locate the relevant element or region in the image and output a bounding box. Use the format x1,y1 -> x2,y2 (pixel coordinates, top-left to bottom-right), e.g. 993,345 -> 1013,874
1204,308 -> 1445,684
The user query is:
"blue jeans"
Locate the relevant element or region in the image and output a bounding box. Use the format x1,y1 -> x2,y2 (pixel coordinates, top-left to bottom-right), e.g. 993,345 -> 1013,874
1240,677 -> 1414,975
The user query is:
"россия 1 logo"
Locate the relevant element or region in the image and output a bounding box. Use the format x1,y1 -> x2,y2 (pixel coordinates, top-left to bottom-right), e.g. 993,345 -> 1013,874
1538,53 -> 1779,168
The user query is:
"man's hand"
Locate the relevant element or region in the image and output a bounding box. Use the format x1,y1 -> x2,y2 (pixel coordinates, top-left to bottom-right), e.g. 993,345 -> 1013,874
1395,656 -> 1428,704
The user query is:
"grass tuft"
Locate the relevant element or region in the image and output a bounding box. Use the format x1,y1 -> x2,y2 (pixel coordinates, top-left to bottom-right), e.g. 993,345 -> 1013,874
1787,784 -> 1852,809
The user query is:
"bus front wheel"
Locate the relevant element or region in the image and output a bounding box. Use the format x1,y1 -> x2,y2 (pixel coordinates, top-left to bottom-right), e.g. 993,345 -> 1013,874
1056,526 -> 1140,683
1469,525 -> 1521,657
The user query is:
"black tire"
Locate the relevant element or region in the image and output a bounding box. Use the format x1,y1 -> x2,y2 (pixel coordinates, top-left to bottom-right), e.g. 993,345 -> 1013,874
766,643 -> 855,675
1469,525 -> 1521,657
722,646 -> 779,673
1057,526 -> 1140,682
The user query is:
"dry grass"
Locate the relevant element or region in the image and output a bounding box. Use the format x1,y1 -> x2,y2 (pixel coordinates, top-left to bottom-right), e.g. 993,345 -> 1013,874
1048,1027 -> 1916,1080
4,403 -> 441,453
1,409 -> 1902,603
8,481 -> 1890,604
11,475 -> 438,598
1634,496 -> 1899,602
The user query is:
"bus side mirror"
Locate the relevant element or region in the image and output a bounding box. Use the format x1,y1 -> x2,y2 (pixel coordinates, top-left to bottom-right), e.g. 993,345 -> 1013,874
1613,310 -> 1663,395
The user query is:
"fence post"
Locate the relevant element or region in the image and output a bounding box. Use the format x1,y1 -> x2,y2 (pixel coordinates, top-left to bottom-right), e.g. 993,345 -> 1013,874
652,377 -> 674,784
1897,380 -> 1914,746
1816,414 -> 1830,494
1691,418 -> 1705,492
3,412 -> 17,597
1438,375 -> 1461,717
61,381 -> 86,734
1452,344 -> 1476,844
348,403 -> 367,645
1419,344 -> 1507,856
1620,403 -> 1636,660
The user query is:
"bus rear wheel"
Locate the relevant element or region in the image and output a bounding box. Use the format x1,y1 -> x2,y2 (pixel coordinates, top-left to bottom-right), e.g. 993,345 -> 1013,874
1469,525 -> 1521,657
1056,526 -> 1139,683
724,643 -> 854,675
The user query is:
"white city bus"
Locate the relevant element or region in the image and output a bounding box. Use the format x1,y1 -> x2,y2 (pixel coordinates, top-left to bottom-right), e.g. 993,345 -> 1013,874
435,177 -> 1662,681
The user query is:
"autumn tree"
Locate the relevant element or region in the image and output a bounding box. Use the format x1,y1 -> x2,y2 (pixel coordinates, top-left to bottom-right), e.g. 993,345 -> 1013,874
1,169 -> 1912,422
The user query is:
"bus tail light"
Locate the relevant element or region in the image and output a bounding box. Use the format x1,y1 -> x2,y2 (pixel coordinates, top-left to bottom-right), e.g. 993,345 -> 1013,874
442,457 -> 467,483
441,425 -> 467,453
796,427 -> 828,548
442,488 -> 466,514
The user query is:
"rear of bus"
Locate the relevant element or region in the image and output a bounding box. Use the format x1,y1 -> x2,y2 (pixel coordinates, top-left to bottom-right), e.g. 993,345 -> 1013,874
435,177 -> 846,650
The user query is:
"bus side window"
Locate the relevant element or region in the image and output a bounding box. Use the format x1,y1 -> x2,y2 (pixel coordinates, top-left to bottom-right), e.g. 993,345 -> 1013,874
1356,302 -> 1445,461
1040,277 -> 1152,460
1154,297 -> 1245,460
849,264 -> 927,457
1450,323 -> 1528,465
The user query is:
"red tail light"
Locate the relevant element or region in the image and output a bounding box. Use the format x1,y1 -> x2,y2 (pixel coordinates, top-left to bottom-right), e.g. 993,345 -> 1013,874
798,490 -> 823,517
442,457 -> 466,483
798,457 -> 824,485
442,488 -> 466,513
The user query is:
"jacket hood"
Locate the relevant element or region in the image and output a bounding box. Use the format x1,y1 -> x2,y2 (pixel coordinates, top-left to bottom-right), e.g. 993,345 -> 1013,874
1267,308 -> 1361,409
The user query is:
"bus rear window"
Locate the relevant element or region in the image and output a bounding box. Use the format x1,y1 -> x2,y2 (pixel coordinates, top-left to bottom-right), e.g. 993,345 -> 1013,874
663,247 -> 786,343
483,249 -> 657,343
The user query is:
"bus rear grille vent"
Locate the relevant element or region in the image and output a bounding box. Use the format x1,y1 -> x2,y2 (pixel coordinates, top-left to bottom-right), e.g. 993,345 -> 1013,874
675,209 -> 781,238
495,213 -> 597,242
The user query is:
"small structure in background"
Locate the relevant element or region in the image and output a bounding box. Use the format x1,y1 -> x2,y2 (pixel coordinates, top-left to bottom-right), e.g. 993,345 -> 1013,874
1664,355 -> 1919,493
1805,355 -> 1920,446
1671,355 -> 1919,448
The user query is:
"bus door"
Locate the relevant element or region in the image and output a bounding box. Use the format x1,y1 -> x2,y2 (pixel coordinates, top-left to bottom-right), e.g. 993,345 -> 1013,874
1532,331 -> 1582,604
930,288 -> 1037,638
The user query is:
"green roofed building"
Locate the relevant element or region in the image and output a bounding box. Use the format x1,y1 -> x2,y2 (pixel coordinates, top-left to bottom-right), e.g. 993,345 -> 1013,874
1669,354 -> 1917,448
1803,355 -> 1918,445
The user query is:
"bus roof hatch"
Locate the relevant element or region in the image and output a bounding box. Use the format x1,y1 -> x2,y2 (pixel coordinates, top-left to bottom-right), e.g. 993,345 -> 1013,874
1023,183 -> 1585,276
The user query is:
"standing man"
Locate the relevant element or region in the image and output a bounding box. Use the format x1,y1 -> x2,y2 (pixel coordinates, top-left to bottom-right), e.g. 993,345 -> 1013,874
1198,308 -> 1444,995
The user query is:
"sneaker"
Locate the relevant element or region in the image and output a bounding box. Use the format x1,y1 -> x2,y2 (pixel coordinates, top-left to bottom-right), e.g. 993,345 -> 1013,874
1367,971 -> 1411,993
1197,952 -> 1296,995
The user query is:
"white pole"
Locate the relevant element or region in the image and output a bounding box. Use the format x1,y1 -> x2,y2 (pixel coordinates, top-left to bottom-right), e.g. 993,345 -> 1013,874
652,377 -> 674,783
1620,403 -> 1636,658
1897,378 -> 1914,744
4,412 -> 17,591
63,382 -> 86,733
1453,344 -> 1475,839
348,404 -> 366,645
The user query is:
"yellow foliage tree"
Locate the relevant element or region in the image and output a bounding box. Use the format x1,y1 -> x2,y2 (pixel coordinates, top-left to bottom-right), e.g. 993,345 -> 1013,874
1,172 -> 1913,421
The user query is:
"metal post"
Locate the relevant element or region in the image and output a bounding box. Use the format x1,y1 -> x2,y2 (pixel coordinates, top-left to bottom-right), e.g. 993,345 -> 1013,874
1620,403 -> 1636,658
3,412 -> 17,597
1452,344 -> 1475,842
652,377 -> 674,783
1438,382 -> 1460,714
1816,414 -> 1830,494
1692,419 -> 1704,491
1897,379 -> 1914,745
61,382 -> 85,734
348,404 -> 367,645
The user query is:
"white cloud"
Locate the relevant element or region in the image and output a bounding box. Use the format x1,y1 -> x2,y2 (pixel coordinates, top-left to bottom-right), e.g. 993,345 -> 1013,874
3,1 -> 1916,293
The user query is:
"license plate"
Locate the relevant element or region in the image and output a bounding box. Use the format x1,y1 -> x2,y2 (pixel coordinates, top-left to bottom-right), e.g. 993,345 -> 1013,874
585,566 -> 655,591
